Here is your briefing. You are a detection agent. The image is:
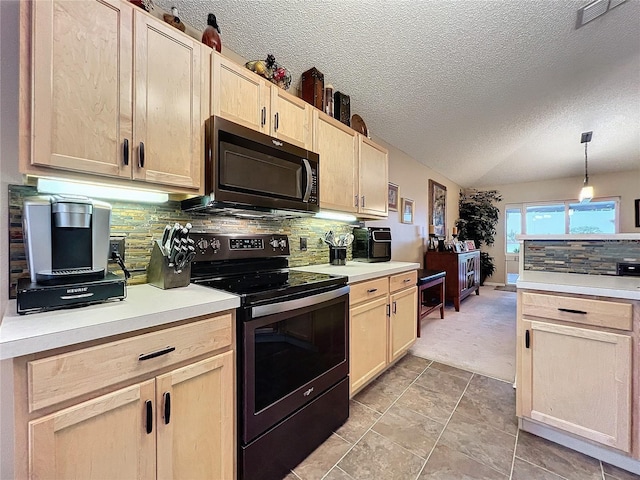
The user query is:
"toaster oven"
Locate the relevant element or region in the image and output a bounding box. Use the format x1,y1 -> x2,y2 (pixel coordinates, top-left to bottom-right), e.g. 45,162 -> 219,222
352,227 -> 392,262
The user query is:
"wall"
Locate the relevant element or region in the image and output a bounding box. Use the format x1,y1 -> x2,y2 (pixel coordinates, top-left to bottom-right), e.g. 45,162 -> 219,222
483,169 -> 640,284
0,2 -> 21,477
367,138 -> 462,266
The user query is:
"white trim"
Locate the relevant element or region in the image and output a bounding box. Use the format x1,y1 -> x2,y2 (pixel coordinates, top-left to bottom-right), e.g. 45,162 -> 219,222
518,233 -> 640,240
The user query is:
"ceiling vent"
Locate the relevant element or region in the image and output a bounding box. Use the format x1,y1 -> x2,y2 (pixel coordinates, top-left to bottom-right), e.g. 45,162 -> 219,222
577,0 -> 628,28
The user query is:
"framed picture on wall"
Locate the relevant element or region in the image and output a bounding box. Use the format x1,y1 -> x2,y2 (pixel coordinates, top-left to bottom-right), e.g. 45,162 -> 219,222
635,199 -> 640,228
388,183 -> 399,211
401,198 -> 414,224
429,180 -> 446,237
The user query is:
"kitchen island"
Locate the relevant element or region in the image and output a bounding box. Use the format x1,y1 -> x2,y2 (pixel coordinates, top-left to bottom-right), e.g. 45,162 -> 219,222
516,235 -> 640,475
295,261 -> 421,395
0,283 -> 240,479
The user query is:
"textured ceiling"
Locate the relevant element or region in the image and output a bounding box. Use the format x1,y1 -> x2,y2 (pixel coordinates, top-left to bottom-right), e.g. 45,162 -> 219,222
155,0 -> 640,187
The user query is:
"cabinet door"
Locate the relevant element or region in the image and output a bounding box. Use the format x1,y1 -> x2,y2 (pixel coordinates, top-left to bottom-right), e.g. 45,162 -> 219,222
271,88 -> 313,149
313,111 -> 358,213
358,136 -> 388,217
29,380 -> 155,479
389,286 -> 418,362
526,321 -> 631,452
212,53 -> 270,134
156,351 -> 234,480
31,0 -> 133,178
350,296 -> 389,395
133,13 -> 201,189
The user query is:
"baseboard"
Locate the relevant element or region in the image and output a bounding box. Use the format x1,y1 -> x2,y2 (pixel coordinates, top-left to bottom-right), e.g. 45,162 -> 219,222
520,418 -> 640,475
483,281 -> 505,286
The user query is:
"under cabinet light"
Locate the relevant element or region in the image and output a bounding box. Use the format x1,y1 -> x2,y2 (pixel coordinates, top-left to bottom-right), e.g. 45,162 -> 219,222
314,211 -> 358,222
36,178 -> 169,203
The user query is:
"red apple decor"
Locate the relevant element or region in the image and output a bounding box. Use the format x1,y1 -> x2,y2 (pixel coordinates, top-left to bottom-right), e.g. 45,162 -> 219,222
245,54 -> 292,90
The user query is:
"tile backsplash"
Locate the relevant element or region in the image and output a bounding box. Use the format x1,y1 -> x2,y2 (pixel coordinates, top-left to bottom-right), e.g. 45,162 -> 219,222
8,185 -> 356,298
523,239 -> 640,275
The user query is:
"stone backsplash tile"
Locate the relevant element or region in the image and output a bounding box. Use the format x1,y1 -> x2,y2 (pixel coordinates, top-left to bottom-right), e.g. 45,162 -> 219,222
523,239 -> 640,275
8,185 -> 357,298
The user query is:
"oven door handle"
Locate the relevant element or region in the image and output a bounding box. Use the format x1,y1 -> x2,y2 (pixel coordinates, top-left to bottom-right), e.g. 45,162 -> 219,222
251,285 -> 350,318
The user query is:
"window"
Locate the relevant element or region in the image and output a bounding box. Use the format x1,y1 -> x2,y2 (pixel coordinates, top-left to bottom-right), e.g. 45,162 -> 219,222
505,198 -> 619,253
568,200 -> 617,234
505,208 -> 522,253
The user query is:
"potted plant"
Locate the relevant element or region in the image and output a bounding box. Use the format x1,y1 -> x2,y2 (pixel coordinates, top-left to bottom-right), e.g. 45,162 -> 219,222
455,189 -> 502,285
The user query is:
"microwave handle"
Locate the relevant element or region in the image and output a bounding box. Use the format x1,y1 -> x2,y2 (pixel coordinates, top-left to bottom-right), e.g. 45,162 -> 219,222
302,158 -> 312,202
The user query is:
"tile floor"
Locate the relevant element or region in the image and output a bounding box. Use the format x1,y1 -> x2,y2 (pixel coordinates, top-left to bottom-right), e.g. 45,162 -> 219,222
285,355 -> 638,480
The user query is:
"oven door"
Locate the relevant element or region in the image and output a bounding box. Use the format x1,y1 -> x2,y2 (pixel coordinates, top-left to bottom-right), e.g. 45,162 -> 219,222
239,286 -> 349,444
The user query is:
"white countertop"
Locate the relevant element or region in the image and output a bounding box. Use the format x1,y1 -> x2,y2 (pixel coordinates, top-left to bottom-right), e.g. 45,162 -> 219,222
293,261 -> 420,283
0,284 -> 240,360
517,271 -> 640,300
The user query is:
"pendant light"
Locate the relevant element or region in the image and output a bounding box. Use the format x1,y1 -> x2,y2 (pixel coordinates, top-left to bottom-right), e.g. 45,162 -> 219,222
578,131 -> 593,203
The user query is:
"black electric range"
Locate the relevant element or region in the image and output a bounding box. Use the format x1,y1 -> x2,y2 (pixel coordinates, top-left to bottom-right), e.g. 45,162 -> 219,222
189,233 -> 347,306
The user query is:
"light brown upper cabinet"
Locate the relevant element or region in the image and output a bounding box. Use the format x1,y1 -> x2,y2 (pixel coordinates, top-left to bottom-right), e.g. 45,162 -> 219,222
211,52 -> 313,150
313,111 -> 358,213
358,136 -> 389,217
24,0 -> 202,192
313,111 -> 388,218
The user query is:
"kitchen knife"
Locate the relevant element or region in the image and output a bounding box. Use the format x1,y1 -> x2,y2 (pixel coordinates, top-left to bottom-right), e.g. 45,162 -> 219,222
167,223 -> 181,252
161,224 -> 172,255
174,246 -> 189,271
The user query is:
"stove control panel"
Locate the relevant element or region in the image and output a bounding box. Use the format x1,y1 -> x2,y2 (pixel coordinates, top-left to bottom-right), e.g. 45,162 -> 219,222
191,233 -> 290,261
231,238 -> 264,250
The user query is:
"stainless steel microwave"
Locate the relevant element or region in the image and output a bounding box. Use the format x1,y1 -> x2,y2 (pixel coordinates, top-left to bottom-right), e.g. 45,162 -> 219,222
182,116 -> 319,217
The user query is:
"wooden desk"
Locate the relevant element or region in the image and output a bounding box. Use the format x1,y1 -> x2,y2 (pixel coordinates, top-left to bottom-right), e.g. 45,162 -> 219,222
417,269 -> 446,337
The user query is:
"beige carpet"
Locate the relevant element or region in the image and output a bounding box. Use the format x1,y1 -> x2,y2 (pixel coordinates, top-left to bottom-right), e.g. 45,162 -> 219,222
410,288 -> 517,382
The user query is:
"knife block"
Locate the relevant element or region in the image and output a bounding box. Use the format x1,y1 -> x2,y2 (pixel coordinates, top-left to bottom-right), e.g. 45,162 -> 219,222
147,241 -> 191,289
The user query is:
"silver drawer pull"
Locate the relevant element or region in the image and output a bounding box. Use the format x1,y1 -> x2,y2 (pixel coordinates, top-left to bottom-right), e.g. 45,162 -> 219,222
367,288 -> 378,293
557,308 -> 587,315
139,346 -> 175,361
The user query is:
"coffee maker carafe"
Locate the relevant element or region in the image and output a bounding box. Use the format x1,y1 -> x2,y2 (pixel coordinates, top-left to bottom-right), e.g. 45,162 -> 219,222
23,195 -> 111,285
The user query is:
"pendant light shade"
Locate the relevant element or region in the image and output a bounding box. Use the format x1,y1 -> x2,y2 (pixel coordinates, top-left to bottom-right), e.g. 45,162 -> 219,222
579,131 -> 593,203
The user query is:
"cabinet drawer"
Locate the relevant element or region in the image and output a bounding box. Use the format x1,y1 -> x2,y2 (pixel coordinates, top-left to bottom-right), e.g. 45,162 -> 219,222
389,270 -> 417,293
28,313 -> 233,412
521,292 -> 632,331
350,277 -> 389,305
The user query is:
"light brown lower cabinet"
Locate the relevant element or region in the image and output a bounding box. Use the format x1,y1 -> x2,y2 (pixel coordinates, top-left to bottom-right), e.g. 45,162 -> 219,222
389,285 -> 418,362
349,271 -> 417,396
15,313 -> 236,479
350,295 -> 389,394
517,290 -> 636,455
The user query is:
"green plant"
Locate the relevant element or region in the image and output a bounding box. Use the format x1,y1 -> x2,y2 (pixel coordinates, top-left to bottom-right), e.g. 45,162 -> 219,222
456,189 -> 502,283
480,252 -> 496,282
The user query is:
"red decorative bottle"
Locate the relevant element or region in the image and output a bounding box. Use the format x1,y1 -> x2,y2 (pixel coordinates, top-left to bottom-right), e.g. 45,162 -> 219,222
201,14 -> 221,52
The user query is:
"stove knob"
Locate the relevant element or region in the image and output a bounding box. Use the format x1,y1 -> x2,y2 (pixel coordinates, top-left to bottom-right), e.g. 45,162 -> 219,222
279,239 -> 287,248
196,238 -> 208,250
212,239 -> 221,250
269,238 -> 279,248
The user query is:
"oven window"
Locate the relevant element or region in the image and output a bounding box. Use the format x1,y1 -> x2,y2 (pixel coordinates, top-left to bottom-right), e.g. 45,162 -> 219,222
253,301 -> 346,412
